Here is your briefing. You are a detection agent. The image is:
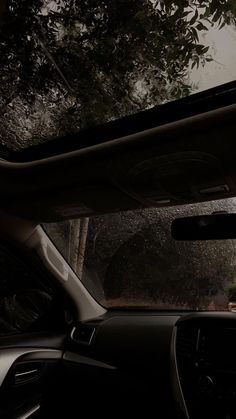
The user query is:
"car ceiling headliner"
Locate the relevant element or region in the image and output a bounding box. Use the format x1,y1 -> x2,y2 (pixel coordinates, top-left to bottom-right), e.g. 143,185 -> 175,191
0,83 -> 235,223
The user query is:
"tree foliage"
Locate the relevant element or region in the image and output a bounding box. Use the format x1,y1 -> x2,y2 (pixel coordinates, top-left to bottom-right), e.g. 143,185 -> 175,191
0,0 -> 235,147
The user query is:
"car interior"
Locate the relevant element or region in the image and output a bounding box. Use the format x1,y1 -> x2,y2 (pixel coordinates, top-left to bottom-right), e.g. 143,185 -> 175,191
0,1 -> 236,418
0,80 -> 235,419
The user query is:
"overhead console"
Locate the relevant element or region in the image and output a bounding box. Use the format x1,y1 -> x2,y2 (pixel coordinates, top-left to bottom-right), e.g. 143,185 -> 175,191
173,313 -> 236,419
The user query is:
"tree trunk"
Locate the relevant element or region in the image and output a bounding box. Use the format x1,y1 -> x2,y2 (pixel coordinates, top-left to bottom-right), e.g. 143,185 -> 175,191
69,219 -> 81,272
68,218 -> 89,280
76,218 -> 89,280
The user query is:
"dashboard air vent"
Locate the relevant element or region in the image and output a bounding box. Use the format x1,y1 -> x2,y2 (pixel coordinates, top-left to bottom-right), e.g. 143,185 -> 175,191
176,326 -> 198,361
71,325 -> 96,345
13,362 -> 43,386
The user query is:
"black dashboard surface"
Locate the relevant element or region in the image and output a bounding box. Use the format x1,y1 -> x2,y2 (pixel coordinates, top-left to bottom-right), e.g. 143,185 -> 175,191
2,311 -> 236,419
73,313 -> 180,365
64,312 -> 181,419
175,312 -> 236,419
65,311 -> 236,419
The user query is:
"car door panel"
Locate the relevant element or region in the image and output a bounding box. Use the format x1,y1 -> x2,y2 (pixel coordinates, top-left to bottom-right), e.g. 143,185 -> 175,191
0,336 -> 65,419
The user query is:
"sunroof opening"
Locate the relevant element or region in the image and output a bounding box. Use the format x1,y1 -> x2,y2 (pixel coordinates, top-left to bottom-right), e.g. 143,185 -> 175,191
0,0 -> 235,153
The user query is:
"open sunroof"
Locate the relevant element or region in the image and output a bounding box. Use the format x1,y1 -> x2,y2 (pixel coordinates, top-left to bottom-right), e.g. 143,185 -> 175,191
0,1 -> 235,160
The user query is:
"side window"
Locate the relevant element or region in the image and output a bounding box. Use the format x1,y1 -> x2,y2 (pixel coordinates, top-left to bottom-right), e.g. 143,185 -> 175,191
0,242 -> 53,336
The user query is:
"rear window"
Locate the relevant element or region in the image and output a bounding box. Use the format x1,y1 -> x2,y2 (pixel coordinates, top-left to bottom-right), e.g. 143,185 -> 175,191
44,197 -> 236,311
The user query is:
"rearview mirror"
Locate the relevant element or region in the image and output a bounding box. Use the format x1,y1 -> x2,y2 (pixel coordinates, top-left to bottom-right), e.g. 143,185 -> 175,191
171,213 -> 236,241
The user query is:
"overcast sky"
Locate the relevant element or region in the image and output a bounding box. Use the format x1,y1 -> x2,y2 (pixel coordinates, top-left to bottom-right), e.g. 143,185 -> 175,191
190,24 -> 236,92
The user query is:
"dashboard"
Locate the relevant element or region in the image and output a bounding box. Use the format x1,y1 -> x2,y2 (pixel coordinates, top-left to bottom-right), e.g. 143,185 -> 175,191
68,312 -> 236,419
174,313 -> 236,419
1,311 -> 236,418
2,237 -> 236,418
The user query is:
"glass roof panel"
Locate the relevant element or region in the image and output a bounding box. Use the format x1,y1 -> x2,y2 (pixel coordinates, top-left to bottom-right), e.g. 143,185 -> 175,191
0,0 -> 235,152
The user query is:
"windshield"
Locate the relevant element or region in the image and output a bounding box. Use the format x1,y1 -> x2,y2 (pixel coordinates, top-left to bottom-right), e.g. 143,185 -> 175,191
0,1 -> 235,153
44,197 -> 236,311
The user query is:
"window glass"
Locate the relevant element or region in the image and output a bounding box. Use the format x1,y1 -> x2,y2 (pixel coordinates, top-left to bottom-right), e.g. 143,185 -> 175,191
0,243 -> 53,336
44,197 -> 236,310
0,1 -> 235,152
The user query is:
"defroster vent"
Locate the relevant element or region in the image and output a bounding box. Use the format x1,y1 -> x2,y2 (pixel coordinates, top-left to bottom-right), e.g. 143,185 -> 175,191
71,325 -> 96,345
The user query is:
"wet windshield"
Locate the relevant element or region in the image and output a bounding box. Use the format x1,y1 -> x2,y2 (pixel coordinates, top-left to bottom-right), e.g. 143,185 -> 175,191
44,197 -> 236,310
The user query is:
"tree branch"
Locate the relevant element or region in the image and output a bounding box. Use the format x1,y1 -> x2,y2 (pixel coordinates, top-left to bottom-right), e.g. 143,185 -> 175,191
34,16 -> 74,93
33,34 -> 73,92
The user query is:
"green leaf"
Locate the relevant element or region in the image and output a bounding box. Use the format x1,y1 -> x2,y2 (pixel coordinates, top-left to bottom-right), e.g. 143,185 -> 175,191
219,21 -> 226,30
202,46 -> 209,54
191,27 -> 199,42
196,22 -> 208,31
189,9 -> 198,25
212,8 -> 222,23
182,11 -> 190,18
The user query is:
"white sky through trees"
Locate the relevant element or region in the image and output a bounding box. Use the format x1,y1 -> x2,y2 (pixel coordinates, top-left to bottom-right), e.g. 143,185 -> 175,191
190,24 -> 236,91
